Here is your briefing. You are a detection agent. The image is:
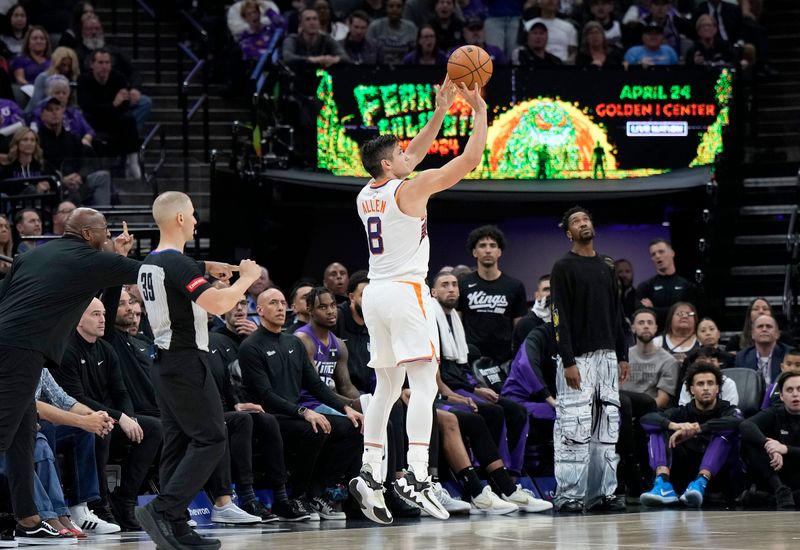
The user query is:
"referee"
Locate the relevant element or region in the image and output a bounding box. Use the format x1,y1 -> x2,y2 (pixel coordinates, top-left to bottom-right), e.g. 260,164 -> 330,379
133,192 -> 261,550
0,208 -> 140,542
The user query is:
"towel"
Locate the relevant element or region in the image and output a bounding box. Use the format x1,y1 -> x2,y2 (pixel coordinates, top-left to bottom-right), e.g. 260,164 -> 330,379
433,300 -> 469,364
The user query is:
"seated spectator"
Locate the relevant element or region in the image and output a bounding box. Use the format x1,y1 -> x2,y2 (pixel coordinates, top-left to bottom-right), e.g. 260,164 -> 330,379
286,279 -> 314,333
315,0 -> 348,40
575,20 -> 623,69
58,2 -> 96,50
622,308 -> 680,409
429,0 -> 464,52
761,349 -> 800,410
31,75 -> 95,146
510,274 -> 550,355
34,367 -> 120,535
74,15 -> 144,92
238,0 -> 285,62
403,24 -> 447,65
245,265 -> 272,323
639,363 -> 743,508
635,239 -> 695,330
212,292 -> 259,348
339,10 -> 381,64
735,315 -> 793,386
227,0 -> 283,41
0,213 -> 12,275
522,0 -> 578,64
727,297 -> 795,354
677,346 -> 739,406
0,96 -> 24,150
695,318 -> 735,368
27,47 -> 82,114
643,0 -> 693,58
614,259 -> 636,321
503,320 -> 557,426
653,302 -> 700,362
36,97 -> 111,206
740,371 -> 800,510
513,21 -> 562,66
451,16 -> 506,65
431,272 -> 532,476
51,200 -> 76,236
52,298 -> 163,531
13,206 -> 42,253
29,431 -> 79,539
1,3 -> 28,55
239,288 -> 364,520
624,22 -> 678,66
78,49 -> 149,179
367,0 -> 417,64
11,26 -> 51,86
282,8 -> 349,69
323,262 -> 350,304
334,271 -> 374,393
686,13 -> 735,67
694,0 -> 742,45
587,0 -> 623,51
0,127 -> 55,195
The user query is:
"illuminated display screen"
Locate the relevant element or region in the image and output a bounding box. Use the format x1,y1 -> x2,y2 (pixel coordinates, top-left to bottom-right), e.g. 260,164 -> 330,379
316,66 -> 732,181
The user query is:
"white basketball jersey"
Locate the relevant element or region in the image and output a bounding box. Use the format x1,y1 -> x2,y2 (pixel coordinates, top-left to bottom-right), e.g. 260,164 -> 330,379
357,178 -> 429,281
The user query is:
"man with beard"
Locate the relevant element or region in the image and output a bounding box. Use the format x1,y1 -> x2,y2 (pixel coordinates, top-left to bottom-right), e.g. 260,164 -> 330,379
323,262 -> 350,305
458,225 -> 528,364
614,259 -> 636,322
550,206 -> 629,513
622,309 -> 680,410
640,363 -> 742,508
334,271 -> 372,393
635,239 -> 695,330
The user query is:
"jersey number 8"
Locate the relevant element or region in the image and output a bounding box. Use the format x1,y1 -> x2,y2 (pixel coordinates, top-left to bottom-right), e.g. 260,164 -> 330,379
367,216 -> 384,254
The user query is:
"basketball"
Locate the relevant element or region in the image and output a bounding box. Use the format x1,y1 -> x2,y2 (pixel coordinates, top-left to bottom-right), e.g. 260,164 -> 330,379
447,45 -> 493,88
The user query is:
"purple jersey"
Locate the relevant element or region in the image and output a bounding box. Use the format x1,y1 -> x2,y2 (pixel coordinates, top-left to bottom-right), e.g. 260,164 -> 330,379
295,324 -> 340,409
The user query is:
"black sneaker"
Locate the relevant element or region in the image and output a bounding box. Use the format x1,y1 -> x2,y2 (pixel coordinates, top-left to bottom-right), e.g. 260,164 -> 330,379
555,499 -> 584,514
392,470 -> 449,520
296,497 -> 319,521
110,490 -> 142,531
272,500 -> 310,522
588,495 -> 626,512
135,503 -> 181,550
775,486 -> 796,510
0,530 -> 16,548
14,521 -> 76,545
239,500 -> 279,523
385,486 -> 420,518
172,529 -> 221,550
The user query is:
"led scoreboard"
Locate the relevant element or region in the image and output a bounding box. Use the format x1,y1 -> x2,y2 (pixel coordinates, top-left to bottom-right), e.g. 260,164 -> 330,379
315,66 -> 732,182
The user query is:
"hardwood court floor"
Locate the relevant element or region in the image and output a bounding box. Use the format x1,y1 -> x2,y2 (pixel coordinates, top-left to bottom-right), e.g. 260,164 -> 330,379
67,509 -> 800,550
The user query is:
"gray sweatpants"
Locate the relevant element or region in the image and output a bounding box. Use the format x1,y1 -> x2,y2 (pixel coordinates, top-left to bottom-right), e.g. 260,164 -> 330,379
554,349 -> 620,507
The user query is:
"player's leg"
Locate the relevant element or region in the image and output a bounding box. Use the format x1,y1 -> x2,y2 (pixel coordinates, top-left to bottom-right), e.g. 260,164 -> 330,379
639,417 -> 678,506
680,433 -> 737,508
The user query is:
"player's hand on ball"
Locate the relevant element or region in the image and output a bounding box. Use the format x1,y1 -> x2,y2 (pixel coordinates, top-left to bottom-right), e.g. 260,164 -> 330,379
435,75 -> 457,111
457,82 -> 486,114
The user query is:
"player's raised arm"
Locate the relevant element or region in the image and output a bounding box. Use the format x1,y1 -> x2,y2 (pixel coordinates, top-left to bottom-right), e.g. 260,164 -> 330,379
398,84 -> 487,215
404,76 -> 457,171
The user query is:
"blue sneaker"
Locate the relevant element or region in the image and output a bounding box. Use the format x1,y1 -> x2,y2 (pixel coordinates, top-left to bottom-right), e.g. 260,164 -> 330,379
640,478 -> 678,506
680,476 -> 708,508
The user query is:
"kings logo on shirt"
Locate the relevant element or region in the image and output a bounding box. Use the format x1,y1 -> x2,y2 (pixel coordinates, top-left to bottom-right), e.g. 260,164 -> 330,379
466,290 -> 509,314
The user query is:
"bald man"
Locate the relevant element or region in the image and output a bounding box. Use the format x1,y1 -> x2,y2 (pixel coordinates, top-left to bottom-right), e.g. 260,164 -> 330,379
133,192 -> 262,550
0,208 -> 141,543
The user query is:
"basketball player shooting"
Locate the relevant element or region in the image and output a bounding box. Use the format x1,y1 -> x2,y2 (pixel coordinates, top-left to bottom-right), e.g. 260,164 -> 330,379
349,77 -> 488,524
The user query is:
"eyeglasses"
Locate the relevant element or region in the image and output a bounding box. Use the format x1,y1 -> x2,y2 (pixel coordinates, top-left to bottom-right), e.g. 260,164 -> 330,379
676,311 -> 696,318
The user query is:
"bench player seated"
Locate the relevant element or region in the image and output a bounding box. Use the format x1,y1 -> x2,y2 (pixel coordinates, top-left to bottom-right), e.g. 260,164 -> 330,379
640,363 -> 743,508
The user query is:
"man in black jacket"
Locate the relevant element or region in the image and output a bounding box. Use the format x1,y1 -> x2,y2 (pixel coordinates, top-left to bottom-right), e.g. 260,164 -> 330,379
635,239 -> 695,330
740,370 -> 800,510
239,287 -> 363,519
0,208 -> 138,544
54,298 -> 162,531
639,363 -> 742,508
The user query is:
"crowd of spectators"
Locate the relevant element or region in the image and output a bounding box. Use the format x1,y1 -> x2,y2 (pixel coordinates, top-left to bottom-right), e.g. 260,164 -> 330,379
0,1 -> 153,253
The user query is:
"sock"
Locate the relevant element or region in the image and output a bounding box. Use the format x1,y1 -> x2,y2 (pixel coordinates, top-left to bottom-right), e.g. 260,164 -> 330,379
273,485 -> 289,505
407,445 -> 429,479
363,446 -> 384,481
458,467 -> 485,499
237,484 -> 256,505
657,473 -> 670,484
488,467 -> 518,497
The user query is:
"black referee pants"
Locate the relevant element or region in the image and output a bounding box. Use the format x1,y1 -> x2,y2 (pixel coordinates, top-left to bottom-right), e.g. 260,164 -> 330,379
0,345 -> 44,519
151,350 -> 226,522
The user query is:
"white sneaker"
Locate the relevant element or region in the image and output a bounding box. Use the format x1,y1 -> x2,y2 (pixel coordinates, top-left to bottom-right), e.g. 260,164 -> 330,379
470,485 -> 519,515
502,485 -> 553,513
393,470 -> 450,520
68,504 -> 121,534
430,483 -> 471,515
349,466 -> 393,525
210,503 -> 261,524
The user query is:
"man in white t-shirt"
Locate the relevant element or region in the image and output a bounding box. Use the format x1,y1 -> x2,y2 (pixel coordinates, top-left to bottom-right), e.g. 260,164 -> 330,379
522,0 -> 578,63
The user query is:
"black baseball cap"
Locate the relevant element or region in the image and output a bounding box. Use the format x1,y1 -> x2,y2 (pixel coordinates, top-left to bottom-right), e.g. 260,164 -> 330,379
643,21 -> 664,33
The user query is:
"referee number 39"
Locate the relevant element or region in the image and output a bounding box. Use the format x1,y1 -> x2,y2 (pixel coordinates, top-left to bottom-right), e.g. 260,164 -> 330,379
140,272 -> 156,301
